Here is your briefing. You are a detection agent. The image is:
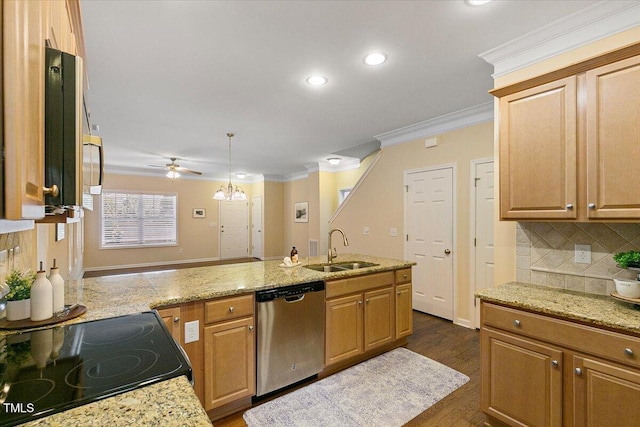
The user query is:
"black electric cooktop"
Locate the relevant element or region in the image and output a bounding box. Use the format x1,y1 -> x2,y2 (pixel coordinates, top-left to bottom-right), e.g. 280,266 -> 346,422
0,311 -> 192,427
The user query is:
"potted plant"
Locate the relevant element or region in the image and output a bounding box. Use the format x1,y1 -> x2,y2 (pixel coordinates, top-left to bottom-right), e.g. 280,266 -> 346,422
4,269 -> 35,321
613,250 -> 640,269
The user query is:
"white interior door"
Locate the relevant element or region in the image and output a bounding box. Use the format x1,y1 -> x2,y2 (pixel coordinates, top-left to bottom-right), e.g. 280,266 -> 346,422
219,200 -> 249,259
473,160 -> 495,328
405,166 -> 454,320
251,196 -> 263,260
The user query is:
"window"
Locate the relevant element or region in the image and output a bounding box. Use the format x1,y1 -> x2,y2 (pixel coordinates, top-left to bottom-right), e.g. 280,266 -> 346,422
339,188 -> 352,205
101,191 -> 177,248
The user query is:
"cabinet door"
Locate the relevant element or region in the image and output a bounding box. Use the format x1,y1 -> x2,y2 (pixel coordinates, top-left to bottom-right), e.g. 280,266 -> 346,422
203,317 -> 255,410
481,328 -> 563,427
364,286 -> 394,351
499,76 -> 577,220
3,0 -> 46,219
586,55 -> 640,219
157,307 -> 181,344
326,294 -> 363,365
395,283 -> 413,339
573,355 -> 640,427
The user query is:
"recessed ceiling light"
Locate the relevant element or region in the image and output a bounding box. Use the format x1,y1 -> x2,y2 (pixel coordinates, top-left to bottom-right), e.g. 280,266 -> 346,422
306,75 -> 328,86
465,0 -> 492,5
364,53 -> 387,66
327,157 -> 341,165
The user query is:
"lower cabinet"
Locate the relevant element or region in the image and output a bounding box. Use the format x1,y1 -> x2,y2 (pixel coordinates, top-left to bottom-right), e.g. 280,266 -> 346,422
203,316 -> 255,410
481,301 -> 640,427
158,306 -> 181,343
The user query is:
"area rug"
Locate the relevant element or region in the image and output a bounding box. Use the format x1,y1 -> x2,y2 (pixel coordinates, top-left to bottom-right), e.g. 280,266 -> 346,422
243,347 -> 469,427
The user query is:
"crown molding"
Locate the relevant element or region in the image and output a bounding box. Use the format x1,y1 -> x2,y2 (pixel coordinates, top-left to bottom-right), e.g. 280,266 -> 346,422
479,1 -> 640,77
373,102 -> 494,148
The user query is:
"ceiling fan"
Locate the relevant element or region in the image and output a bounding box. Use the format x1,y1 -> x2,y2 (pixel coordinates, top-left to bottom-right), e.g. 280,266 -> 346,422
149,157 -> 202,179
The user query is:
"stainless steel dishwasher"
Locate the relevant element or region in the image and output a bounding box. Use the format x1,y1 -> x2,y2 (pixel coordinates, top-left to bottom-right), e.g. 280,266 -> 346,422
255,281 -> 325,397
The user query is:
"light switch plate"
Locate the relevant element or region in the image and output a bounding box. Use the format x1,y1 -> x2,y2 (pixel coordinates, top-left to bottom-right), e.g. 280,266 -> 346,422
184,320 -> 199,343
575,244 -> 592,264
390,228 -> 398,237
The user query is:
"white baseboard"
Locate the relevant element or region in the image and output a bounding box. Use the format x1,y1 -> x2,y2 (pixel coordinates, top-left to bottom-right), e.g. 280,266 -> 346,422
84,257 -> 220,272
454,318 -> 472,330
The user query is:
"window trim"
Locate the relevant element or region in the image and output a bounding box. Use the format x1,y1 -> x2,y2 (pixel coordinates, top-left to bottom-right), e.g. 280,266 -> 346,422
99,190 -> 178,250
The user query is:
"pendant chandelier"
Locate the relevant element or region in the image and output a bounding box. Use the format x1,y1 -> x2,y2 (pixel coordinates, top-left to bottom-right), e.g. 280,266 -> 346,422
213,133 -> 247,201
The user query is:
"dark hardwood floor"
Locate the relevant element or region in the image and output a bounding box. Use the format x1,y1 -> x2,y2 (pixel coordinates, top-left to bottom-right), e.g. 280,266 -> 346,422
216,311 -> 485,426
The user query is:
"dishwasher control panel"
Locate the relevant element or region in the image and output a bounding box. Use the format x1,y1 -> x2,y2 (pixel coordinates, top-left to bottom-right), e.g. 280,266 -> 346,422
255,281 -> 324,302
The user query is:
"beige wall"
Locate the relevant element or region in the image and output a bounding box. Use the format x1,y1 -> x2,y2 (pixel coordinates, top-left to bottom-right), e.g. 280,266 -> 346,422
84,174 -> 228,269
263,181 -> 284,259
491,26 -> 640,288
331,122 -> 494,325
284,177 -> 310,259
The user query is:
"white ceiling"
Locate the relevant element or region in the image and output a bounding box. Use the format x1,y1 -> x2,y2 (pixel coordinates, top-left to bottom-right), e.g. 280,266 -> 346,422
80,0 -> 600,181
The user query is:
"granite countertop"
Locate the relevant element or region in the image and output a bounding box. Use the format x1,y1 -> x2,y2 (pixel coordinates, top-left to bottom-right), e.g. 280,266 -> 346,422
476,281 -> 640,336
7,253 -> 413,426
19,376 -> 212,427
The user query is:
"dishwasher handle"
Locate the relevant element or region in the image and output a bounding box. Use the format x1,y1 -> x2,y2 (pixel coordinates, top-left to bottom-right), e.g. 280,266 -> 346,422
285,294 -> 305,303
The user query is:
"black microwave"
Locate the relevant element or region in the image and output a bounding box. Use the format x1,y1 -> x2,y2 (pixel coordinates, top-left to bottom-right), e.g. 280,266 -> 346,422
44,47 -> 103,207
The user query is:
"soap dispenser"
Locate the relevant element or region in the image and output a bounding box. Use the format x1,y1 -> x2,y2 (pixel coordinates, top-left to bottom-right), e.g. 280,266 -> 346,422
49,258 -> 65,313
290,247 -> 298,264
31,262 -> 53,321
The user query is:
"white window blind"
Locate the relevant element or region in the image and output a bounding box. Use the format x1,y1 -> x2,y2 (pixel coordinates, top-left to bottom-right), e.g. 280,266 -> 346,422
101,191 -> 177,248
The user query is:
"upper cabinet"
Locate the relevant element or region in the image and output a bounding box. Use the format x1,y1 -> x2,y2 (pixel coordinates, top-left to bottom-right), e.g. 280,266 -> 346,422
2,0 -> 47,220
494,46 -> 640,222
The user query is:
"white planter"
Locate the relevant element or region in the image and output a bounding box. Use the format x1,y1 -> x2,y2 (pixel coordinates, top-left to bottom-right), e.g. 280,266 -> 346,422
6,299 -> 31,321
614,279 -> 640,299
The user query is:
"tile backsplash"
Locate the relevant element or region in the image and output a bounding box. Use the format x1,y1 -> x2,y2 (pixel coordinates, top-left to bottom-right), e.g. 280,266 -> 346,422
0,230 -> 35,284
516,222 -> 640,296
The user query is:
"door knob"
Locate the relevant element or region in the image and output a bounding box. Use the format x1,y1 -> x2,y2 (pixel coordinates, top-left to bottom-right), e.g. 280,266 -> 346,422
43,184 -> 59,197
444,249 -> 451,255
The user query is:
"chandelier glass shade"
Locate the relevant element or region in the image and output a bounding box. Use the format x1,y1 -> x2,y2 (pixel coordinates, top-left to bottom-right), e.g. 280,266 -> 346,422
213,133 -> 247,201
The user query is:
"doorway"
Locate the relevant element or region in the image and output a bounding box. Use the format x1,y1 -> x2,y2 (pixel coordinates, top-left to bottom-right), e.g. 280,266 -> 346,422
404,165 -> 455,320
471,159 -> 495,328
251,196 -> 263,260
219,200 -> 249,260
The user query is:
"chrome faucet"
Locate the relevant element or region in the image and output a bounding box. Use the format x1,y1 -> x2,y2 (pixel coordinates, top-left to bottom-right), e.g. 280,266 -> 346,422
328,228 -> 349,264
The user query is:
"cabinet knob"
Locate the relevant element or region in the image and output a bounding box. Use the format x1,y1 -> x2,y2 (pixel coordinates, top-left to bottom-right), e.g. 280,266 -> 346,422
229,306 -> 234,313
248,325 -> 254,331
625,348 -> 634,357
514,319 -> 521,327
575,368 -> 582,376
588,203 -> 596,209
566,204 -> 574,210
173,316 -> 180,323
358,300 -> 363,305
403,274 -> 408,279
551,360 -> 559,368
397,291 -> 401,296
43,184 -> 59,197
366,298 -> 370,304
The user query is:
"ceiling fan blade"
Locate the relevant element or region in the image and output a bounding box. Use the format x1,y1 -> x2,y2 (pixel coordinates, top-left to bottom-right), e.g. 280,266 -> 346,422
175,167 -> 202,175
148,164 -> 167,168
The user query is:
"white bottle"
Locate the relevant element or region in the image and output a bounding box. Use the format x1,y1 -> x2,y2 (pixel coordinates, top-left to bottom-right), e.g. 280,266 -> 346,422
49,259 -> 65,313
31,262 -> 53,321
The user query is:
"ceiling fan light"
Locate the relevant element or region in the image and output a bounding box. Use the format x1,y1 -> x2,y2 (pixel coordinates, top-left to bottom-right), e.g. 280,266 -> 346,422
166,170 -> 180,179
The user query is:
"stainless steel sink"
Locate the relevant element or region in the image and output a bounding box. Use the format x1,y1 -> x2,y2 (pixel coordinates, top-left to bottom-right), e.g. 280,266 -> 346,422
304,261 -> 379,272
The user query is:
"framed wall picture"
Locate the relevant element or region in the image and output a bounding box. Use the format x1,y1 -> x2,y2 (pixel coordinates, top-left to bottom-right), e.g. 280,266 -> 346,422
193,208 -> 206,218
294,201 -> 308,223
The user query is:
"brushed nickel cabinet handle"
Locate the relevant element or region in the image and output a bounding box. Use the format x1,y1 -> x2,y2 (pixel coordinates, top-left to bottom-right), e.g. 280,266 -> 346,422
575,368 -> 582,375
514,319 -> 521,327
229,306 -> 234,313
625,348 -> 634,356
566,204 -> 573,210
551,360 -> 559,368
173,316 -> 180,323
588,203 -> 596,209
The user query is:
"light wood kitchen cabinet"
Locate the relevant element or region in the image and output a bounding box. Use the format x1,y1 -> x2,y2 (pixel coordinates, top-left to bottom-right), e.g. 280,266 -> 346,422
481,301 -> 640,427
203,294 -> 255,413
494,48 -> 640,221
48,0 -> 76,55
325,272 -> 395,366
585,55 -> 640,219
482,327 -> 563,427
157,306 -> 182,343
498,77 -> 577,220
395,269 -> 413,339
2,0 -> 47,220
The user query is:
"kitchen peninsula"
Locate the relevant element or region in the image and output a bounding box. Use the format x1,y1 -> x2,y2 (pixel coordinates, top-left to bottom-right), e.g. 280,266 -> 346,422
7,254 -> 414,426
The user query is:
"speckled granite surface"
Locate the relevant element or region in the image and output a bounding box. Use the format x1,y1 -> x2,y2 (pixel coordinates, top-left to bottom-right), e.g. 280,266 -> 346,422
19,376 -> 212,427
476,281 -> 640,336
5,254 -> 413,427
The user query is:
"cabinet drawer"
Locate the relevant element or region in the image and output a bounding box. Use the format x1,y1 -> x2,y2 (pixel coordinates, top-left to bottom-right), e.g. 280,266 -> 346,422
395,268 -> 411,284
482,302 -> 640,369
326,271 -> 394,299
205,294 -> 254,324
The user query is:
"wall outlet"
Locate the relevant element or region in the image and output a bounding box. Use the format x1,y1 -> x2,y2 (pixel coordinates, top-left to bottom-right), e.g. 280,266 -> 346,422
363,226 -> 370,235
575,244 -> 592,264
184,320 -> 199,343
390,227 -> 398,237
